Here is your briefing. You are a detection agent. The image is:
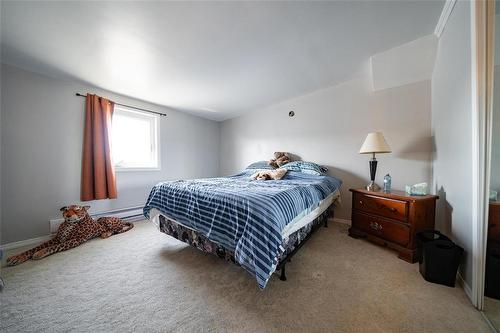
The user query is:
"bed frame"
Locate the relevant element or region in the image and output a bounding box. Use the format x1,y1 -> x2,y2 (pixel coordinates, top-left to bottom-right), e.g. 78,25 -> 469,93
156,205 -> 333,282
276,214 -> 329,281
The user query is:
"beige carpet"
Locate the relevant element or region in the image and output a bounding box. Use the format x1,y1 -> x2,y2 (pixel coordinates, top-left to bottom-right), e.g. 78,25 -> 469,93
0,221 -> 490,333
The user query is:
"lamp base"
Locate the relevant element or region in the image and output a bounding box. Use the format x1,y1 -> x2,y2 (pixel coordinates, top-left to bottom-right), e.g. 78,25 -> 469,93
366,181 -> 380,192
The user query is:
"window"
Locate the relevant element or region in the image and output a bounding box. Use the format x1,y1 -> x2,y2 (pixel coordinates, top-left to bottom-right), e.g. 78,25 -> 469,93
111,106 -> 159,170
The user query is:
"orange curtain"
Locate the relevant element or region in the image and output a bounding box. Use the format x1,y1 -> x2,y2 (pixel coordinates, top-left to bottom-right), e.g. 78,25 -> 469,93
81,94 -> 117,201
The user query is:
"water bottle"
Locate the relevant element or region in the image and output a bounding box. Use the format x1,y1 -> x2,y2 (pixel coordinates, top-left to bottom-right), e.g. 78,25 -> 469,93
383,174 -> 392,193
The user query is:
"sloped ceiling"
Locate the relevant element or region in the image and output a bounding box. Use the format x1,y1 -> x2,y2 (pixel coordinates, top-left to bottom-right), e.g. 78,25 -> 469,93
371,34 -> 438,91
1,1 -> 444,121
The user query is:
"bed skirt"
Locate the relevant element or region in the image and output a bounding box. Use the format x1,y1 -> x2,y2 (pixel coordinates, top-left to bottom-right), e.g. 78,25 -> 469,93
157,206 -> 333,273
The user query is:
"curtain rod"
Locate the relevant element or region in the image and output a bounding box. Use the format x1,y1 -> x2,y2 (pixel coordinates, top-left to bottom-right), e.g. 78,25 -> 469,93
75,93 -> 167,117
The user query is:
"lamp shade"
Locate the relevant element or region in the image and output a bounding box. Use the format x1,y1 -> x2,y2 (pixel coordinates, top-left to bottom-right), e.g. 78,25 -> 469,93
359,132 -> 391,154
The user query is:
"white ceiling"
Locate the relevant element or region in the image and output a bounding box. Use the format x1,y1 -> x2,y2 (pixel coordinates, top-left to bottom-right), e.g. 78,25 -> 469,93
1,1 -> 443,121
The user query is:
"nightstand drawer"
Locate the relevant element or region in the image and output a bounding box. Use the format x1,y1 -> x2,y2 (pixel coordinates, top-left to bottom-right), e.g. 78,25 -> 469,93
353,192 -> 408,222
352,211 -> 410,247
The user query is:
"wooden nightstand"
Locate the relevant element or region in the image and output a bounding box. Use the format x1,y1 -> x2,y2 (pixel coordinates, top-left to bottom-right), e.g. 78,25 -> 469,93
489,201 -> 500,243
348,188 -> 438,263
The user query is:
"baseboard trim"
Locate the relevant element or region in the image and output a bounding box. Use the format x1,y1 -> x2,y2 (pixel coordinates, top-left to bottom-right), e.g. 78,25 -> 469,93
0,235 -> 53,251
457,271 -> 473,302
331,218 -> 351,226
2,206 -> 144,251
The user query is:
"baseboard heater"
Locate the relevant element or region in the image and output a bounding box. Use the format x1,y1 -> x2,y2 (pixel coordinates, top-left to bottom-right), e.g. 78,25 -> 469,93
92,206 -> 144,221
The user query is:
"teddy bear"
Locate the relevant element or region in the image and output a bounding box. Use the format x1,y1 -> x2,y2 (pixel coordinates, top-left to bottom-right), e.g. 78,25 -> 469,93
268,152 -> 290,168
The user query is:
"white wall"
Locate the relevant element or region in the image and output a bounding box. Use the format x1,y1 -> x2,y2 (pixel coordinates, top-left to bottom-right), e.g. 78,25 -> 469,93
1,64 -> 220,244
431,1 -> 473,286
220,77 -> 432,220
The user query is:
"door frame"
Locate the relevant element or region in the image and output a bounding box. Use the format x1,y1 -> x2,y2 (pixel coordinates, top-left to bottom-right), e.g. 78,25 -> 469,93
471,0 -> 495,310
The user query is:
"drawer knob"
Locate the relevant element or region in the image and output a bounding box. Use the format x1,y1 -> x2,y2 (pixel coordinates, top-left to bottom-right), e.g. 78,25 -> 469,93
390,207 -> 397,212
370,222 -> 383,231
359,200 -> 364,205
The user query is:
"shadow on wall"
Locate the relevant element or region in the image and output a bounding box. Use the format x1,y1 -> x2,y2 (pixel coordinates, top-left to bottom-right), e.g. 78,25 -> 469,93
431,136 -> 469,277
430,136 -> 453,235
434,185 -> 471,278
395,136 -> 433,161
435,186 -> 453,236
430,135 -> 437,159
325,166 -> 367,220
288,153 -> 302,161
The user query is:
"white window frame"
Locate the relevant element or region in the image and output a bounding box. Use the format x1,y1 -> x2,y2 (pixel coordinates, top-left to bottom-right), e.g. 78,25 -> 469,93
112,105 -> 160,172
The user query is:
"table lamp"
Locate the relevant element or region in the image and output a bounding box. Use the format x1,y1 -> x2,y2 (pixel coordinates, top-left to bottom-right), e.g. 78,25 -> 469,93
359,132 -> 391,191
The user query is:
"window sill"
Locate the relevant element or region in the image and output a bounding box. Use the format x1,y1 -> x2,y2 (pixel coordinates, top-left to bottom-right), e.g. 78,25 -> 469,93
115,167 -> 161,172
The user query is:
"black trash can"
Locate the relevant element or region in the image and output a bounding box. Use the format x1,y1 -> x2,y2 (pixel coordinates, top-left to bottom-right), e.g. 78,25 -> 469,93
485,243 -> 500,300
417,231 -> 463,287
416,230 -> 450,263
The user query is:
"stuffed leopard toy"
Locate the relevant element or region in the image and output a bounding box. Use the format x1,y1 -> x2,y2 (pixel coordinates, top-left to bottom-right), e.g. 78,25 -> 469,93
6,205 -> 133,266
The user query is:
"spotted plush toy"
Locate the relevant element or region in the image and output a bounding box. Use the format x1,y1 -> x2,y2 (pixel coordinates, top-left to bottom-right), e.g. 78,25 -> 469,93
6,205 -> 133,266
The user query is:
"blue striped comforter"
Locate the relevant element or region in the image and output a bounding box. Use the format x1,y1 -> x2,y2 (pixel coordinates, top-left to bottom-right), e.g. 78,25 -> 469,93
143,170 -> 342,289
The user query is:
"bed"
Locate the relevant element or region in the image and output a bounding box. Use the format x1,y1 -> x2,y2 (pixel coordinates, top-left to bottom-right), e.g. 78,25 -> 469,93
143,167 -> 342,289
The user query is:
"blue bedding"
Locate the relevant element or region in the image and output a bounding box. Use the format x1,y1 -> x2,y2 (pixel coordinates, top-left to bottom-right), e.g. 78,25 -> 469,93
143,170 -> 342,289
